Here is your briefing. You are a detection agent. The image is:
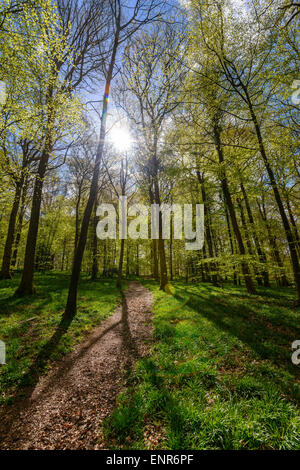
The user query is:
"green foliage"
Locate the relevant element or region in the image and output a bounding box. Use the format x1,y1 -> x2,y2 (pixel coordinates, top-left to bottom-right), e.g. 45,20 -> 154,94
0,0 -> 84,184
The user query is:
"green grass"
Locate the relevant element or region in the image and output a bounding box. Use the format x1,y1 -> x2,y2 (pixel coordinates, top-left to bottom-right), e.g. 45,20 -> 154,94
103,281 -> 300,450
0,271 -> 122,404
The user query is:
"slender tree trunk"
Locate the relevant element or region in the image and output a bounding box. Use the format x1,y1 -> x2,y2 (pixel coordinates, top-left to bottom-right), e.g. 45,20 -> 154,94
169,220 -> 173,281
62,27 -> 120,322
74,185 -> 82,253
126,242 -> 130,277
149,185 -> 159,280
136,243 -> 139,277
285,192 -> 300,255
224,204 -> 237,286
103,240 -> 107,275
117,238 -> 125,288
152,144 -> 168,290
91,201 -> 98,280
199,250 -> 205,282
15,154 -> 50,295
257,200 -> 289,287
246,96 -> 300,302
15,87 -> 55,296
154,178 -> 168,290
185,258 -> 189,283
153,236 -> 159,280
117,159 -> 127,288
213,123 -> 256,294
61,238 -> 67,272
240,182 -> 270,287
197,170 -> 218,285
237,197 -> 262,286
0,177 -> 23,279
11,191 -> 26,270
16,161 -> 49,294
202,244 -> 211,282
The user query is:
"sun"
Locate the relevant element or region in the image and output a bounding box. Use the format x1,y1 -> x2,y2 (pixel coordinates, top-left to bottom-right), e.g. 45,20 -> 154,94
109,126 -> 132,152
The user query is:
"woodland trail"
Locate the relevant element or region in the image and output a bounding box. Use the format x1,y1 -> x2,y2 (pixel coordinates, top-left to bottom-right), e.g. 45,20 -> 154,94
0,282 -> 154,450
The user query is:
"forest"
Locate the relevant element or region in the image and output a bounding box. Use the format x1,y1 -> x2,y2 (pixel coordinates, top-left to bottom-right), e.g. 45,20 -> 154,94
0,0 -> 299,452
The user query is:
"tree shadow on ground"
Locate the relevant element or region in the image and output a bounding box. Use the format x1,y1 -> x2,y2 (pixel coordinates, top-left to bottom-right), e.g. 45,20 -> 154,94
0,293 -> 54,317
172,285 -> 300,402
0,272 -> 71,317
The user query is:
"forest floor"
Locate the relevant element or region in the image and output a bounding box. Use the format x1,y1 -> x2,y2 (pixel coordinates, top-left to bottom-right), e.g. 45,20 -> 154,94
103,281 -> 300,450
0,272 -> 122,404
0,280 -> 153,449
0,275 -> 299,450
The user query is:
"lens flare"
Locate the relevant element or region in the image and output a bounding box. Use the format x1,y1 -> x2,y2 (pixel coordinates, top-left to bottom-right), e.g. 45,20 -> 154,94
109,127 -> 132,152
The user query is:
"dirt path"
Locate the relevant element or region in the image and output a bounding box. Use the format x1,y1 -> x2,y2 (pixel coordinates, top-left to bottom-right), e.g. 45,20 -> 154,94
0,282 -> 153,450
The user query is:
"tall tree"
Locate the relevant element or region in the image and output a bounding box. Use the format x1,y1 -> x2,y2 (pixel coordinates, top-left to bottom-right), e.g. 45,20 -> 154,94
118,22 -> 186,289
15,0 -> 109,295
62,0 -> 163,323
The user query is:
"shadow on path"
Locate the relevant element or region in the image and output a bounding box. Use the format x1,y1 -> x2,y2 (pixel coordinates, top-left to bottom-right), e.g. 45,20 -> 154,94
0,281 -> 153,450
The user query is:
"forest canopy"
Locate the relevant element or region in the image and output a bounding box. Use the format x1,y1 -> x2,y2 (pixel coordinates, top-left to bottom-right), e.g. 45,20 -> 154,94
0,0 -> 299,314
0,0 -> 299,453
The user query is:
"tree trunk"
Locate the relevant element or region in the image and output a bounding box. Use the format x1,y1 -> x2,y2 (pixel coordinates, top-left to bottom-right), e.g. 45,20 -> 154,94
246,95 -> 300,302
197,170 -> 218,285
155,183 -> 168,289
103,240 -> 107,275
136,243 -> 139,277
169,221 -> 173,281
149,185 -> 159,280
213,123 -> 256,294
152,145 -> 168,290
74,185 -> 82,253
237,197 -> 262,286
0,177 -> 23,279
257,200 -> 289,287
62,27 -> 120,323
224,204 -> 237,286
11,192 -> 26,270
15,86 -> 55,296
203,244 -> 211,282
117,238 -> 125,288
240,182 -> 270,287
126,242 -> 130,277
15,154 -> 51,295
91,201 -> 98,280
61,238 -> 67,272
285,192 -> 300,256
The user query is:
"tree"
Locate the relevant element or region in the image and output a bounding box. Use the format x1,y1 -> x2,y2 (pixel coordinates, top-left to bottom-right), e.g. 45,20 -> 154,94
0,139 -> 38,278
117,22 -> 186,289
187,0 -> 300,302
62,0 -> 163,323
15,0 -> 109,295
